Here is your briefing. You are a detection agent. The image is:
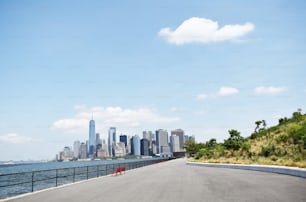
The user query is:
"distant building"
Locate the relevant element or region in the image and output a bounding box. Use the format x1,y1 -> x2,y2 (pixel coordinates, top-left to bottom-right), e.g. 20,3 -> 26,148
140,138 -> 150,156
161,145 -> 171,153
97,149 -> 107,159
119,135 -> 128,147
156,129 -> 169,154
108,127 -> 116,157
88,119 -> 96,157
96,143 -> 107,159
127,136 -> 132,155
170,135 -> 180,152
131,135 -> 140,156
189,135 -> 195,142
80,143 -> 87,159
143,131 -> 154,141
171,129 -> 185,151
152,140 -> 157,155
143,131 -> 155,155
73,140 -> 81,159
115,142 -> 126,157
61,146 -> 74,161
96,133 -> 101,145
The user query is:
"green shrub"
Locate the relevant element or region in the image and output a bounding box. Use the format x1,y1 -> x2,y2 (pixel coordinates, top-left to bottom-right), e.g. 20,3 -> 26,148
276,133 -> 288,143
260,144 -> 275,157
270,155 -> 278,161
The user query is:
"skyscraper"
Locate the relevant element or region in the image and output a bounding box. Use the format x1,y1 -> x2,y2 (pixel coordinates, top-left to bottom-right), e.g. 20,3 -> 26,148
119,134 -> 128,147
140,138 -> 149,156
170,135 -> 180,152
88,119 -> 96,157
143,131 -> 155,156
80,143 -> 87,159
131,135 -> 140,156
73,140 -> 81,159
96,133 -> 101,145
108,127 -> 116,157
156,129 -> 169,154
171,129 -> 185,151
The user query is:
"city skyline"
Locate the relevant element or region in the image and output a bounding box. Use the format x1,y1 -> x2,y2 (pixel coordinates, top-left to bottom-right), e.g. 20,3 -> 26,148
57,121 -> 190,161
1,0 -> 306,161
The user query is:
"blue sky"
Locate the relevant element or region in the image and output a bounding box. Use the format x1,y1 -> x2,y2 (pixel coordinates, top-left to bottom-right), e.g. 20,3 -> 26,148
0,0 -> 305,161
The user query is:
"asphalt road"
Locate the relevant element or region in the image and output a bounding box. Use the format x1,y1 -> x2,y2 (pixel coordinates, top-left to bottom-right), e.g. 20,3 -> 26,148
4,158 -> 306,202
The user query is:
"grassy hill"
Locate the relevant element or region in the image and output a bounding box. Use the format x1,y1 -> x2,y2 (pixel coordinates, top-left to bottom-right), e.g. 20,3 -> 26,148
185,110 -> 306,168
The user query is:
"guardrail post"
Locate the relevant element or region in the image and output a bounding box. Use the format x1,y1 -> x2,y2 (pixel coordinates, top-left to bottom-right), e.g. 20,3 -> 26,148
56,169 -> 58,187
31,172 -> 34,192
86,166 -> 89,180
73,168 -> 75,183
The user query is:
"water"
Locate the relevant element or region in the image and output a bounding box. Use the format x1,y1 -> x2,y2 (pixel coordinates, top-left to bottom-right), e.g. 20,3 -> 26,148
0,158 -> 161,199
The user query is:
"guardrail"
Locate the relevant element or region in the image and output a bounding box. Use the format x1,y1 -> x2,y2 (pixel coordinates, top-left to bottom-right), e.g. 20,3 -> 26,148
0,158 -> 168,199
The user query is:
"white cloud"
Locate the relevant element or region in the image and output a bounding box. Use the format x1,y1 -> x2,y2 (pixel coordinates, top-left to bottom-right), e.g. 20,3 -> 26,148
52,106 -> 180,133
195,94 -> 208,101
255,86 -> 287,95
52,119 -> 88,131
195,86 -> 239,101
0,133 -> 35,144
159,17 -> 255,45
217,87 -> 239,96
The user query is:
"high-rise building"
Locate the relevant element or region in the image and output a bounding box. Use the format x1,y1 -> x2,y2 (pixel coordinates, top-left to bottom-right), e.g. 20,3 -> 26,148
119,135 -> 128,147
152,140 -> 157,155
61,146 -> 74,161
115,142 -> 126,157
131,135 -> 140,156
96,133 -> 101,145
170,135 -> 180,152
189,135 -> 195,142
143,131 -> 155,156
171,129 -> 185,151
127,136 -> 132,154
80,143 -> 87,159
88,119 -> 96,157
108,127 -> 116,157
140,138 -> 150,156
156,129 -> 169,154
143,131 -> 154,140
73,140 -> 81,159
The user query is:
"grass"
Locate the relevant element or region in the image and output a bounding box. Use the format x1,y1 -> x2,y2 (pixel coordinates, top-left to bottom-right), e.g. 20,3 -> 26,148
188,112 -> 306,168
189,157 -> 306,168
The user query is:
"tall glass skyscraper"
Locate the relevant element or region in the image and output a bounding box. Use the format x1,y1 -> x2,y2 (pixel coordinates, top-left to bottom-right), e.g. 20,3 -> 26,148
88,119 -> 96,157
131,135 -> 140,156
119,135 -> 128,147
108,127 -> 116,157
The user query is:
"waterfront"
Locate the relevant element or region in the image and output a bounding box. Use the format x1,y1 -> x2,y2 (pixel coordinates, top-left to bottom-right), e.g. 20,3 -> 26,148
0,158 -> 164,199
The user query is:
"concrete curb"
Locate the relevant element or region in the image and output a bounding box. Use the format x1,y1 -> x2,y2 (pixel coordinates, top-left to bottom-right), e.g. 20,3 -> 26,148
186,162 -> 306,178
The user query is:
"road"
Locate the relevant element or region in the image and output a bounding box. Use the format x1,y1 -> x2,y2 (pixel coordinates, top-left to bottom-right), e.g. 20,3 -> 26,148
4,158 -> 306,202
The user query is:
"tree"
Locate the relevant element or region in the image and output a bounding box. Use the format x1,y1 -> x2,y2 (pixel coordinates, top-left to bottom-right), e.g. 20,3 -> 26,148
293,108 -> 302,121
262,120 -> 267,129
254,120 -> 262,133
184,141 -> 205,157
224,129 -> 244,150
206,138 -> 217,148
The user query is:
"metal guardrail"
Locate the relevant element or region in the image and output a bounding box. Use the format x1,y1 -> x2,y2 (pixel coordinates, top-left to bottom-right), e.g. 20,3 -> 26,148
0,158 -> 167,199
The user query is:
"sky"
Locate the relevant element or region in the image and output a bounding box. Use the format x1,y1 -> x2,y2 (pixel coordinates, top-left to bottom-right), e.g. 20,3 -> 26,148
0,0 -> 305,161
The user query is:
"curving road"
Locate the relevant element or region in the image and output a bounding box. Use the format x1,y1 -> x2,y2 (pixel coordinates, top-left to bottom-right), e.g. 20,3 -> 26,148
4,158 -> 306,202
